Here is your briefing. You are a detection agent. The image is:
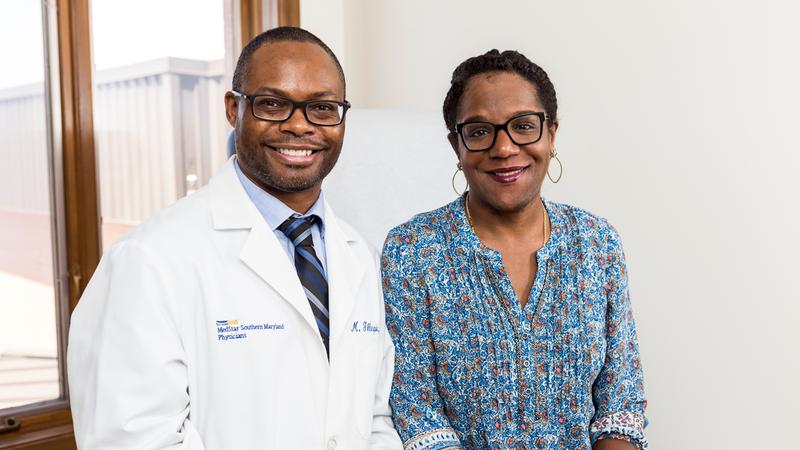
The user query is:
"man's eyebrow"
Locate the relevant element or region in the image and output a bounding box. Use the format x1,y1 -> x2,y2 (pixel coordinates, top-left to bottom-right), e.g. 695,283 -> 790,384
251,87 -> 341,100
307,91 -> 339,99
252,86 -> 288,96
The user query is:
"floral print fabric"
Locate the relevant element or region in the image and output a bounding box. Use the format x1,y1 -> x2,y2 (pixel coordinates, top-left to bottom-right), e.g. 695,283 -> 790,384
381,196 -> 647,450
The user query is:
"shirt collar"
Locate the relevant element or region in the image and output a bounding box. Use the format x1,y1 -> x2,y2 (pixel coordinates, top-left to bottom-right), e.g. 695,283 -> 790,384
233,157 -> 326,236
451,194 -> 561,261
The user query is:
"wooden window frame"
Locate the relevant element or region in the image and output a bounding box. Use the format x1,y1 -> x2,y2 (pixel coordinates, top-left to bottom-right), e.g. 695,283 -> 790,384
277,0 -> 300,28
239,0 -> 300,48
0,0 -> 83,447
0,0 -> 291,447
240,0 -> 264,48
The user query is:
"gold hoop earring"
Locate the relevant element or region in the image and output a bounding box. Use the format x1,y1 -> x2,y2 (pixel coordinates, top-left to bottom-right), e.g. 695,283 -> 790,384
547,148 -> 563,184
452,163 -> 468,196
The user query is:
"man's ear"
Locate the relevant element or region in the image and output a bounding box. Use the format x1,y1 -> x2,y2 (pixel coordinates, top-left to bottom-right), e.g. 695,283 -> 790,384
224,92 -> 239,128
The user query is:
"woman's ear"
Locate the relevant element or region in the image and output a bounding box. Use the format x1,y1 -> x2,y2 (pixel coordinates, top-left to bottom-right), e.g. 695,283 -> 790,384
447,132 -> 460,157
548,121 -> 559,148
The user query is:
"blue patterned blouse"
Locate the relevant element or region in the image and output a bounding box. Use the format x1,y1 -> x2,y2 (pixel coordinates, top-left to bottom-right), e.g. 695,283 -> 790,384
381,196 -> 647,450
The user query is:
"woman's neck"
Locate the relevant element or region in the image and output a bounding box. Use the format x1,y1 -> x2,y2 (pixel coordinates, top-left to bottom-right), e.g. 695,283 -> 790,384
465,192 -> 547,247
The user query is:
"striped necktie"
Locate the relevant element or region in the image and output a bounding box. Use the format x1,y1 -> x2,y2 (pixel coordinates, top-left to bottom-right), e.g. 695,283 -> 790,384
278,215 -> 330,358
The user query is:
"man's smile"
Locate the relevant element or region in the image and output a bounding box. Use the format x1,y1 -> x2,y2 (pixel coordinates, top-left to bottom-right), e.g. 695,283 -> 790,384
266,144 -> 324,165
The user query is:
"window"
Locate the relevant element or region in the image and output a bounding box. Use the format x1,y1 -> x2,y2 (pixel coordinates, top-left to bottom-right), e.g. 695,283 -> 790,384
0,0 -> 62,412
88,0 -> 231,248
0,1 -> 294,447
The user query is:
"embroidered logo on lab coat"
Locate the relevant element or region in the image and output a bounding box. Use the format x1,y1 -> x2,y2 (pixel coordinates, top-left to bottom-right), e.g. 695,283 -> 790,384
215,319 -> 285,341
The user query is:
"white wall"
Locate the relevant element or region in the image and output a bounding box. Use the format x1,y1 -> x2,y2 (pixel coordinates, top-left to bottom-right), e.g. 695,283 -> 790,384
306,1 -> 800,449
299,0 -> 347,72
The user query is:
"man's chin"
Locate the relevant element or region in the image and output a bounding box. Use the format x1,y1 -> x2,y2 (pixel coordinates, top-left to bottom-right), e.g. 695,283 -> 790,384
254,170 -> 323,194
273,182 -> 319,193
243,152 -> 337,195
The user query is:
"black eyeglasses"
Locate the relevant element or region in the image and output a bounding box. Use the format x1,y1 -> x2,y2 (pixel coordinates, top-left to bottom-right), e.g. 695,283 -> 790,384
231,91 -> 350,126
454,112 -> 550,151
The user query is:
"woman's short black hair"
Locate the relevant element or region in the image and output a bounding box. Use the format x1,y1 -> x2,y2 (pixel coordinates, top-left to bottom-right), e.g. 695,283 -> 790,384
443,49 -> 557,132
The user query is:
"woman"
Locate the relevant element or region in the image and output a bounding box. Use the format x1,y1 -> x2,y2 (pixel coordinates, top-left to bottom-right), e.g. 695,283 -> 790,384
382,50 -> 647,450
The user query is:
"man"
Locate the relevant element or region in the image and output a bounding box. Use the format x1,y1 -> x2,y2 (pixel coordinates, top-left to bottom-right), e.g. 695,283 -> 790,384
68,27 -> 402,449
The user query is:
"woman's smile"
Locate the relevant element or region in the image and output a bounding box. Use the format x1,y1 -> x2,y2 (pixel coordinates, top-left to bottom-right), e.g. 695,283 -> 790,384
485,165 -> 529,183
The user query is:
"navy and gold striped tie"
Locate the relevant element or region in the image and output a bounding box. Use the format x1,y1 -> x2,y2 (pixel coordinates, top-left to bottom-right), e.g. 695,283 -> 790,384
278,215 -> 330,357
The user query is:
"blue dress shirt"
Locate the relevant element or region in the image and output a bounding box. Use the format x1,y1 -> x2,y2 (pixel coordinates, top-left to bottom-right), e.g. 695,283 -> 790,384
234,158 -> 327,274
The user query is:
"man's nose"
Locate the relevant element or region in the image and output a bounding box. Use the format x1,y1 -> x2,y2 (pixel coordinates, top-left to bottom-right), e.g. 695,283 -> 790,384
278,107 -> 314,136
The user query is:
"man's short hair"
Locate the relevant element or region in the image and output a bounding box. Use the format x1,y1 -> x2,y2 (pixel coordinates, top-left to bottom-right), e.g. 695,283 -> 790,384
232,27 -> 346,96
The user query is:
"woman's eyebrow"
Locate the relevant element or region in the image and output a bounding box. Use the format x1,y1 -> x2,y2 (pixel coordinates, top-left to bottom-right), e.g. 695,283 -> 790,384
460,110 -> 539,123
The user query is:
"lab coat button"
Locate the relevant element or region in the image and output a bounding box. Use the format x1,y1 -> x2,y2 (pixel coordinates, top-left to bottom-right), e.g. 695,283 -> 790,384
327,438 -> 338,449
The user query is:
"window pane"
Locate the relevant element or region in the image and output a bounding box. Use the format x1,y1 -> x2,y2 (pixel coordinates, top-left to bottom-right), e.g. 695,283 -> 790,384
90,0 -> 231,249
0,1 -> 60,409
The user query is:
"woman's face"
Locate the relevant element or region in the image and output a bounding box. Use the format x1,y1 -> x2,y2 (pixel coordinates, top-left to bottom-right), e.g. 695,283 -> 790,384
450,71 -> 557,214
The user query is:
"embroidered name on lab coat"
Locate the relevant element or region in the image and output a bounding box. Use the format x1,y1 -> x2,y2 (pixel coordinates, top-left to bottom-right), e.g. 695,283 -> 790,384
215,319 -> 285,341
350,320 -> 380,333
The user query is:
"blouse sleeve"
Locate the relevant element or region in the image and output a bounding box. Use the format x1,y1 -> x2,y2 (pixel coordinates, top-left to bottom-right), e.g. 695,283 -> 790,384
381,227 -> 463,450
589,225 -> 649,449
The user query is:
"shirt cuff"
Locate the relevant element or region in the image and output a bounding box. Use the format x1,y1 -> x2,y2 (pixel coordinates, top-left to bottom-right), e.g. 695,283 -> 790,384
404,427 -> 461,450
590,411 -> 648,449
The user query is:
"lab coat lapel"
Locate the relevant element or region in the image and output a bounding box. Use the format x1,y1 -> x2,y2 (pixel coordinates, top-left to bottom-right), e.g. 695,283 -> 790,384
208,159 -> 319,335
324,204 -> 365,344
239,220 -> 319,333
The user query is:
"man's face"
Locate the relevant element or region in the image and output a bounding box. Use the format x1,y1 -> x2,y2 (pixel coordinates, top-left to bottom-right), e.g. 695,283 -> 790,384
225,41 -> 345,198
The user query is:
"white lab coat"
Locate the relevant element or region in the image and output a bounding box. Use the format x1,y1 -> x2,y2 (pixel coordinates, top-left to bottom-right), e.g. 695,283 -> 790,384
67,160 -> 403,450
